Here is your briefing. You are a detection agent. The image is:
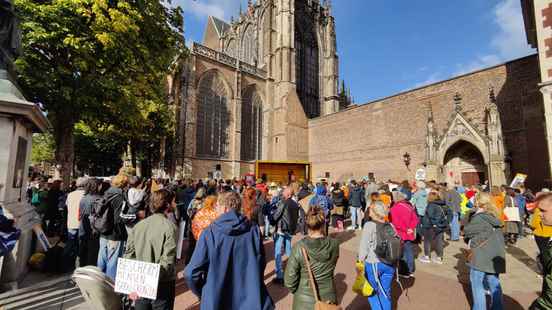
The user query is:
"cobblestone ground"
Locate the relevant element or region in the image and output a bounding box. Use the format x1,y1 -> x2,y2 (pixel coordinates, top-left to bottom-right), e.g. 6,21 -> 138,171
174,230 -> 541,309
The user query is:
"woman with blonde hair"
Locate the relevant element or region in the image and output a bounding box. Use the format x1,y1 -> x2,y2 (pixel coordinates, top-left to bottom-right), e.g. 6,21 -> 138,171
284,206 -> 340,309
464,192 -> 505,310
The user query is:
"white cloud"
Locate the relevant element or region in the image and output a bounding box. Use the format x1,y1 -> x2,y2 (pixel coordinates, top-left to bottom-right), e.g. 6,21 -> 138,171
414,72 -> 444,88
175,0 -> 244,21
455,0 -> 535,75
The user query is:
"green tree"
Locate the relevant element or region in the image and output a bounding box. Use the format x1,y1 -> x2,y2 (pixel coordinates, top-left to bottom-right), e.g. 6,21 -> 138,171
31,132 -> 55,165
15,0 -> 184,183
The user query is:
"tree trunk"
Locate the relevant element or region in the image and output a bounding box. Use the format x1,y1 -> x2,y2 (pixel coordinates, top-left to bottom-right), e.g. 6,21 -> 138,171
53,119 -> 75,190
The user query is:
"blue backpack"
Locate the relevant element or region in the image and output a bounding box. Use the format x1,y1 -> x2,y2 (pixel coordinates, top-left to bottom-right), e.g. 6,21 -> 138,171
309,195 -> 333,216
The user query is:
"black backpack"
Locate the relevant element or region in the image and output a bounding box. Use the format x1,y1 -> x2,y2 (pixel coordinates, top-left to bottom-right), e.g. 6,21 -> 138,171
375,222 -> 402,266
89,195 -> 116,235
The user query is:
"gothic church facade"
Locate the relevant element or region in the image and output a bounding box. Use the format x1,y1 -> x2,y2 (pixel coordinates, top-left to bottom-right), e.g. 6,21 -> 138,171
170,0 -> 550,190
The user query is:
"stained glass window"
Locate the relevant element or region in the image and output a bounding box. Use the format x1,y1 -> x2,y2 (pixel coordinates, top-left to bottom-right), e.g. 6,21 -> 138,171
241,88 -> 263,161
241,25 -> 257,65
196,71 -> 231,158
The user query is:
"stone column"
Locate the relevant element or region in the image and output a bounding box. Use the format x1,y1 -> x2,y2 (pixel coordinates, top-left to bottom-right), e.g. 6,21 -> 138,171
231,68 -> 243,178
540,83 -> 552,182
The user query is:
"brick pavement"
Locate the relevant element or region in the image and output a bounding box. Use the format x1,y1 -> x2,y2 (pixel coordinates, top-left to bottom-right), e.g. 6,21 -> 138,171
174,230 -> 541,309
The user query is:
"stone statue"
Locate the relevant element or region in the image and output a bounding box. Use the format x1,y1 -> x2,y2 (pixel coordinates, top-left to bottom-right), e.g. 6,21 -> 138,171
0,0 -> 22,69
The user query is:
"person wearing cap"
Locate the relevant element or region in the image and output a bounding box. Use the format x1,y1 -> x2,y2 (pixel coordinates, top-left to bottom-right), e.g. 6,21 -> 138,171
359,201 -> 394,310
64,176 -> 87,271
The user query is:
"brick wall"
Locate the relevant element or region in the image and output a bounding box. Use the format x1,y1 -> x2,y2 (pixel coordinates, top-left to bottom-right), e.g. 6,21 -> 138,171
308,55 -> 549,190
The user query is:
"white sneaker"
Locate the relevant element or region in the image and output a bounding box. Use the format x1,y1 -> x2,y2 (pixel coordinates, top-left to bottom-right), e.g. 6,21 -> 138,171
419,256 -> 431,263
432,257 -> 443,264
347,226 -> 356,231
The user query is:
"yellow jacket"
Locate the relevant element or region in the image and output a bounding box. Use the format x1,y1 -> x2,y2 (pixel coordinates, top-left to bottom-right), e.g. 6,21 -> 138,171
531,208 -> 552,238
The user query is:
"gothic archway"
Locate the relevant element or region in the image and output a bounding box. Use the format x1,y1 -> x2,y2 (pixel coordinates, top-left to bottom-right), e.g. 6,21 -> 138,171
443,140 -> 487,187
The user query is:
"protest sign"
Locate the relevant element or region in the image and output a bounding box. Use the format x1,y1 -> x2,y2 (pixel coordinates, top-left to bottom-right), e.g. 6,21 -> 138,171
115,258 -> 160,300
509,173 -> 527,189
415,168 -> 426,181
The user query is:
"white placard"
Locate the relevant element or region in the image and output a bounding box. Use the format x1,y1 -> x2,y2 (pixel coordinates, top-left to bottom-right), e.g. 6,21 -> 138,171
415,168 -> 426,181
509,173 -> 527,189
115,258 -> 160,300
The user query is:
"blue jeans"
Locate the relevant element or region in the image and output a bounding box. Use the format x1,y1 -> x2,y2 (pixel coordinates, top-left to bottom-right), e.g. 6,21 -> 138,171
274,233 -> 292,279
470,268 -> 503,310
351,207 -> 361,228
97,237 -> 125,281
450,212 -> 460,241
401,240 -> 415,274
365,262 -> 395,310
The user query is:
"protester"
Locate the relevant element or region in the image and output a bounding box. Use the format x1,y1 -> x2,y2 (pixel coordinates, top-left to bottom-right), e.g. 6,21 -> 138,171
309,183 -> 333,235
242,186 -> 256,220
190,195 -> 219,241
185,187 -> 207,264
444,184 -> 462,241
331,183 -> 346,232
464,192 -> 505,310
514,188 -> 527,237
504,188 -> 521,245
272,187 -> 300,284
97,174 -> 128,281
419,192 -> 448,264
390,190 -> 418,278
64,176 -> 87,271
284,206 -> 340,309
184,191 -> 274,310
78,178 -> 102,267
125,189 -> 177,310
45,178 -> 63,236
530,192 -> 552,310
348,180 -> 365,230
358,201 -> 395,310
530,193 -> 552,261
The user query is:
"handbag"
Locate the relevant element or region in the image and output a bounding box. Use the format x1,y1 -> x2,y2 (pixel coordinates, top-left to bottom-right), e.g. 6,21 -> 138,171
300,247 -> 343,310
352,260 -> 373,296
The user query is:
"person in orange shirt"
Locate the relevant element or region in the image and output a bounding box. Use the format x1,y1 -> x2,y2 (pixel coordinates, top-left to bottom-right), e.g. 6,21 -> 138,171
191,195 -> 219,241
491,186 -> 505,223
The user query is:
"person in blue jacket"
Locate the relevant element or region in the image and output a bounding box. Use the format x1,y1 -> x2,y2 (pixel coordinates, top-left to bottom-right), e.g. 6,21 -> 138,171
184,191 -> 274,310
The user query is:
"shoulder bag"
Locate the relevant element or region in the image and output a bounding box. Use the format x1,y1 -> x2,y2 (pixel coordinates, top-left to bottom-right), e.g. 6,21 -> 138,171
300,247 -> 343,310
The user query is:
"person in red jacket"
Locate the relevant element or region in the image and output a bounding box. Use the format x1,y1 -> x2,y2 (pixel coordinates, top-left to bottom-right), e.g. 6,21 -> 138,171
390,190 -> 419,278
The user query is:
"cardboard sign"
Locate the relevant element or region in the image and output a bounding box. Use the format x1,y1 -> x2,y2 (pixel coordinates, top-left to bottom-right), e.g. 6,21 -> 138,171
415,168 -> 426,181
115,258 -> 160,300
509,173 -> 527,189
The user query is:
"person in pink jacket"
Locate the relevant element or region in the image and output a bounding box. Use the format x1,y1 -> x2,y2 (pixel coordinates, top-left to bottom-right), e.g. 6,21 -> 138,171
390,191 -> 419,278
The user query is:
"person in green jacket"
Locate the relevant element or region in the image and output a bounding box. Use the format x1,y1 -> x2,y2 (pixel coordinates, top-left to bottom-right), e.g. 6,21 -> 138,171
464,192 -> 505,310
531,192 -> 552,310
125,188 -> 177,310
284,206 -> 340,310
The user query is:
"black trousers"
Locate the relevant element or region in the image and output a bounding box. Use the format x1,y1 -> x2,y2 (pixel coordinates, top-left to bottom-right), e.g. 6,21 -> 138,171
535,235 -> 550,255
135,280 -> 176,310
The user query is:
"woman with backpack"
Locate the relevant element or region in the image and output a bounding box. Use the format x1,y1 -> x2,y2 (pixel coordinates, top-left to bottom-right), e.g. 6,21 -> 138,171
464,192 -> 505,310
358,201 -> 397,310
284,206 -> 340,309
78,178 -> 103,267
419,192 -> 448,264
390,191 -> 419,278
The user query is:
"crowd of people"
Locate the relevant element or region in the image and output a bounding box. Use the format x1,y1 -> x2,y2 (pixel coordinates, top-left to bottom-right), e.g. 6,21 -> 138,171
10,170 -> 552,310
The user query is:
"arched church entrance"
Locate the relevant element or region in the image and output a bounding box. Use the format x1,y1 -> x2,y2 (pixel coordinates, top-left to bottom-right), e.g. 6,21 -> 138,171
443,140 -> 487,187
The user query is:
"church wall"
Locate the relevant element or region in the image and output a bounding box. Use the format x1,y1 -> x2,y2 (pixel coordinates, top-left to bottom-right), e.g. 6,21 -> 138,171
308,55 -> 548,190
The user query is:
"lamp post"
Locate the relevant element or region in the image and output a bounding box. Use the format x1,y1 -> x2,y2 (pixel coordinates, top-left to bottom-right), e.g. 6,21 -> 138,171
403,152 -> 411,170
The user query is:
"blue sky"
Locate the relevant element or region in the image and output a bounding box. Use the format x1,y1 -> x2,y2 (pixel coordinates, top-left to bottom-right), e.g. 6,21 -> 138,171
175,0 -> 535,104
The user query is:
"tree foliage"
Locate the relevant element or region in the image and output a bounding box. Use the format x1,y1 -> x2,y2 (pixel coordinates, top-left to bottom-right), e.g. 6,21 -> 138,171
15,0 -> 185,181
31,132 -> 55,165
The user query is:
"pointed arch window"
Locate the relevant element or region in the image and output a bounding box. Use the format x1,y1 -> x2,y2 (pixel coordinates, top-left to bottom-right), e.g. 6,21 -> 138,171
295,0 -> 320,118
241,25 -> 257,65
225,38 -> 237,58
241,88 -> 263,161
196,71 -> 231,158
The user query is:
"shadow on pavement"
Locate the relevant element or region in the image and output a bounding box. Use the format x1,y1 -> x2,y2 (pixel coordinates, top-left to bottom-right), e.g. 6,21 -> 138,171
505,244 -> 540,273
266,282 -> 290,305
329,230 -> 357,245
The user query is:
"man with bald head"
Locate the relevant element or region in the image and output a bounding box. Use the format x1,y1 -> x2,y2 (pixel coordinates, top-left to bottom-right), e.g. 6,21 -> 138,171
271,186 -> 299,285
531,193 -> 552,310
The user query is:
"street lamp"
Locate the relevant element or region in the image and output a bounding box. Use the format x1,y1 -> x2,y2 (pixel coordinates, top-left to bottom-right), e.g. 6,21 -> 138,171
403,152 -> 411,169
